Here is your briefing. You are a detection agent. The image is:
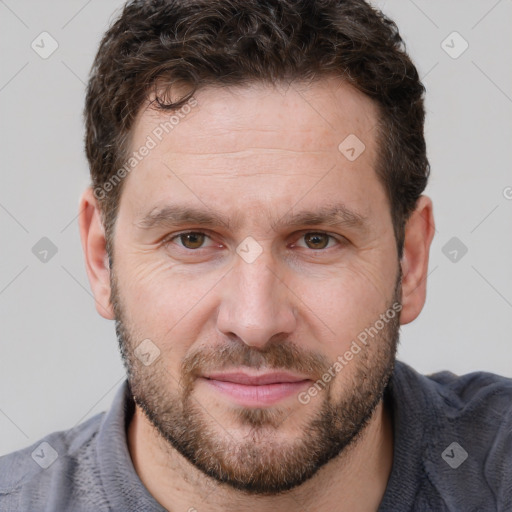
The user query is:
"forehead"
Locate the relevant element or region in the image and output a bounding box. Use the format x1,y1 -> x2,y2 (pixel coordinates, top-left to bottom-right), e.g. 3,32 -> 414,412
118,77 -> 384,224
135,78 -> 379,155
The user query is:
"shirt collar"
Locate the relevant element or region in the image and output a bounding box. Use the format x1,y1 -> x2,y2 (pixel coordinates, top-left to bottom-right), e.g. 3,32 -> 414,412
96,380 -> 167,511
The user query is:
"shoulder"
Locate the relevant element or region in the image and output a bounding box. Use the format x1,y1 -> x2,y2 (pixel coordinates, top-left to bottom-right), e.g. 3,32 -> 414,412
429,366 -> 512,497
0,412 -> 108,511
426,365 -> 512,406
393,360 -> 512,419
394,361 -> 512,509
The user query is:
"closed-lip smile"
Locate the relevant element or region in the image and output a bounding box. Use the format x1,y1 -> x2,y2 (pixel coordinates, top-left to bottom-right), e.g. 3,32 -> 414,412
200,370 -> 312,407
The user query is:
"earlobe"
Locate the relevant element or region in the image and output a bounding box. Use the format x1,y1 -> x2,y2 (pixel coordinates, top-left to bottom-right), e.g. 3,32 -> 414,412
78,188 -> 115,320
399,195 -> 435,325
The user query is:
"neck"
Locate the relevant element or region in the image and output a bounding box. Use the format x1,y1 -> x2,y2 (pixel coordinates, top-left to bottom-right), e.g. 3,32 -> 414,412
127,397 -> 394,512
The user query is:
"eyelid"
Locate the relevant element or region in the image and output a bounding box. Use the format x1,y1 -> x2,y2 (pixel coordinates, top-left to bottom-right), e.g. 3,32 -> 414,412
162,229 -> 346,252
291,230 -> 344,249
162,230 -> 216,249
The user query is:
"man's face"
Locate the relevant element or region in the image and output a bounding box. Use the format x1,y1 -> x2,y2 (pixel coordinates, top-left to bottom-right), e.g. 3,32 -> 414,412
109,78 -> 401,494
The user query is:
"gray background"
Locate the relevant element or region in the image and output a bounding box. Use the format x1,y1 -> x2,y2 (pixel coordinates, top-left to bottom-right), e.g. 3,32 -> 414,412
0,0 -> 511,456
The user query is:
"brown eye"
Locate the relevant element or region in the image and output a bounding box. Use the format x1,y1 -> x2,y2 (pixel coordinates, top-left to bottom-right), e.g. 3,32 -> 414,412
179,232 -> 206,249
303,232 -> 330,250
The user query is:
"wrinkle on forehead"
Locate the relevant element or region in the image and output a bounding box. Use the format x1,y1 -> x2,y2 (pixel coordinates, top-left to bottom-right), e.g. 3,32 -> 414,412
131,77 -> 379,159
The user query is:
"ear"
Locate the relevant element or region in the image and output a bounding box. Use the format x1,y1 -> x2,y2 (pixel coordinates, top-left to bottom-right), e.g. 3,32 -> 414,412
78,188 -> 115,320
399,195 -> 435,325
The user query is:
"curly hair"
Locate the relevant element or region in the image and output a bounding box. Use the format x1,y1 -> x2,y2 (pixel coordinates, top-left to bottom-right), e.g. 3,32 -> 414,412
84,0 -> 429,260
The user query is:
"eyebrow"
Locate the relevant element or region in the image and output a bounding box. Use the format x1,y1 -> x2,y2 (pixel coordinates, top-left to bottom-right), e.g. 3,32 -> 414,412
135,203 -> 369,233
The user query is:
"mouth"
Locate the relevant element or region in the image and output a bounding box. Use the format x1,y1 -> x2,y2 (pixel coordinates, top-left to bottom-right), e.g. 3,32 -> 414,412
199,370 -> 312,407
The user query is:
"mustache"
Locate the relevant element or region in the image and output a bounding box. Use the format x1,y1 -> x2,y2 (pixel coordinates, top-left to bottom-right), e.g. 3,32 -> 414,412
179,339 -> 332,392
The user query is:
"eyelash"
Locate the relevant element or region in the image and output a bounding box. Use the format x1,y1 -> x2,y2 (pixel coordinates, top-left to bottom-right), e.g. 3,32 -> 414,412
162,230 -> 344,252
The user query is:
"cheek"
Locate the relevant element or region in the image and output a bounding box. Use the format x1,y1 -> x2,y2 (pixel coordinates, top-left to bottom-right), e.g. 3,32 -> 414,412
116,257 -> 224,357
118,250 -> 209,309
287,261 -> 395,354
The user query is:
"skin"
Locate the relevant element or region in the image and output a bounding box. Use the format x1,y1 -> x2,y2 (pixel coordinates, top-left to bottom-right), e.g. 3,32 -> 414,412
79,77 -> 435,511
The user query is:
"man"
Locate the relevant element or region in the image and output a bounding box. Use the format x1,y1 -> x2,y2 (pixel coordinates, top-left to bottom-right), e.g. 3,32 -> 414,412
1,0 -> 510,510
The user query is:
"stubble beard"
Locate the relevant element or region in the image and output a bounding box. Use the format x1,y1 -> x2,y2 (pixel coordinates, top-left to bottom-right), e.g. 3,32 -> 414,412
110,267 -> 401,495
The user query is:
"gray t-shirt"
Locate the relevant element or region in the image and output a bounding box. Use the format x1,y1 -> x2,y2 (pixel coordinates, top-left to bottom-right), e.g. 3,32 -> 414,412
1,360 -> 511,511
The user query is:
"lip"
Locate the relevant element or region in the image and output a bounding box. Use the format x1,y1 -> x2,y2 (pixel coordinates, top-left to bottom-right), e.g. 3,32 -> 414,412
202,370 -> 310,385
199,370 -> 312,407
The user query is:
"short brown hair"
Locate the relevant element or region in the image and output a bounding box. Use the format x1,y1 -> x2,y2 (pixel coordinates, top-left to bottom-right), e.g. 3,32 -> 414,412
84,0 -> 429,260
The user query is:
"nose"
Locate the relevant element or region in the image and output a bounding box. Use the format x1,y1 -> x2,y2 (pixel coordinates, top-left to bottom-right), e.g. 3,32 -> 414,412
216,251 -> 297,348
